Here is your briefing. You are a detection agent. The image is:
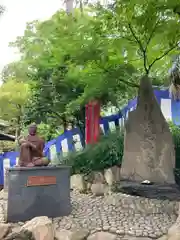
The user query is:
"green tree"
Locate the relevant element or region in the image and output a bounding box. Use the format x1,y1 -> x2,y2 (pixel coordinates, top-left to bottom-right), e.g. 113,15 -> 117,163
0,80 -> 30,138
106,1 -> 179,74
10,9 -> 138,117
1,61 -> 30,83
8,0 -> 180,141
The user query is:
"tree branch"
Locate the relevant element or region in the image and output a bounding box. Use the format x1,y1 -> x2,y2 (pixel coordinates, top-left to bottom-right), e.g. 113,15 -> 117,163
118,78 -> 139,88
128,24 -> 144,51
147,44 -> 178,72
101,65 -> 139,88
79,0 -> 84,15
121,36 -> 136,43
128,57 -> 143,63
128,23 -> 149,75
145,18 -> 160,51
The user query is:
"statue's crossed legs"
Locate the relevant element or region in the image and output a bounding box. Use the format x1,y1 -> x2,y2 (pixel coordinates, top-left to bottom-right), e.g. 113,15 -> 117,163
18,142 -> 49,167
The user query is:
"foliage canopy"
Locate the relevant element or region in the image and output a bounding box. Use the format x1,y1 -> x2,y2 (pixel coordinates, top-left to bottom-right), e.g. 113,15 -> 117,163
0,0 -> 180,147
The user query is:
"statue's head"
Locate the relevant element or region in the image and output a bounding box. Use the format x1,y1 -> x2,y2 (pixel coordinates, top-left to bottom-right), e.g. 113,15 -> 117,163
28,124 -> 37,136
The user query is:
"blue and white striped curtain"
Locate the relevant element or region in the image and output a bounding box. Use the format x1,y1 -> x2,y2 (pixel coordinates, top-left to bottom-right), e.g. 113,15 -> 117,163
1,89 -> 180,185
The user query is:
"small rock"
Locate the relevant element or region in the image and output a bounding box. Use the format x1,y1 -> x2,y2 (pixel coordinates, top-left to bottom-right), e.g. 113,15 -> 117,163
0,223 -> 10,239
22,216 -> 54,240
125,237 -> 152,240
168,232 -> 180,240
87,231 -> 116,240
109,227 -> 117,233
71,174 -> 86,192
55,229 -> 71,240
168,223 -> 180,238
86,182 -> 92,192
18,222 -> 24,226
103,226 -> 110,231
0,213 -> 5,223
91,183 -> 107,196
116,229 -> 124,235
55,229 -> 89,240
11,224 -> 21,233
0,190 -> 8,200
93,172 -> 105,184
104,166 -> 120,186
157,236 -> 168,240
70,229 -> 89,240
4,229 -> 34,240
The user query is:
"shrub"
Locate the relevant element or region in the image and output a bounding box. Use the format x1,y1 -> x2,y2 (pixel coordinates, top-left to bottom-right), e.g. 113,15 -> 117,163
168,121 -> 180,168
63,121 -> 180,176
63,130 -> 124,175
168,121 -> 180,184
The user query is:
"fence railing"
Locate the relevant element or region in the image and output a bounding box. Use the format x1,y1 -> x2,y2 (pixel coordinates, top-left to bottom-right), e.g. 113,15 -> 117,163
0,88 -> 177,186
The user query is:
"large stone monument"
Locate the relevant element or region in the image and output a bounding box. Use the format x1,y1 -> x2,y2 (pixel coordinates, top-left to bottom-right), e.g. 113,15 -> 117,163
120,76 -> 175,184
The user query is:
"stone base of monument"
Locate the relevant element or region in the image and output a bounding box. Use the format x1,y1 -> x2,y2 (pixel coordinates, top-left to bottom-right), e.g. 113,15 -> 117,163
116,180 -> 180,201
7,166 -> 71,223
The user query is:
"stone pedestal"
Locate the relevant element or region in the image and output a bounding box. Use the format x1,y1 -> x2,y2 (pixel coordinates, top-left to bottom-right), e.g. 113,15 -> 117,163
7,166 -> 71,222
120,76 -> 175,184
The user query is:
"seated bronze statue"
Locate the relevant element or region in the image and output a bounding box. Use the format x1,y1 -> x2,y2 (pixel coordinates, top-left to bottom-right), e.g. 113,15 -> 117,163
17,124 -> 49,167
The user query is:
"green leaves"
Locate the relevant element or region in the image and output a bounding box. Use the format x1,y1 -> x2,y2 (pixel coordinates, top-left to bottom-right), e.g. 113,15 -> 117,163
2,0 -> 180,133
0,80 -> 30,139
1,61 -> 30,83
64,131 -> 124,174
0,80 -> 29,121
106,0 -> 180,74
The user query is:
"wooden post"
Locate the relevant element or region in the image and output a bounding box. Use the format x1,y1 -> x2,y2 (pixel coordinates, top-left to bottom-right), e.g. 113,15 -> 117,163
85,100 -> 100,144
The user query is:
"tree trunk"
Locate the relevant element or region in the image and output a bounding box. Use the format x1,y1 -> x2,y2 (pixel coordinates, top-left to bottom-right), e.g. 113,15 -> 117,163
80,0 -> 83,15
65,0 -> 74,14
61,115 -> 68,132
75,108 -> 86,147
15,116 -> 21,140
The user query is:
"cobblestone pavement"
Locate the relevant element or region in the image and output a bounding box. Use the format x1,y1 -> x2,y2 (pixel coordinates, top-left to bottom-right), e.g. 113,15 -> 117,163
0,190 -> 178,239
53,191 -> 178,239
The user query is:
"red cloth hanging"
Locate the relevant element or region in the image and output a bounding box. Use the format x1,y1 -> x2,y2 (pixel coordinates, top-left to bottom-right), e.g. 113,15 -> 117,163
85,100 -> 100,144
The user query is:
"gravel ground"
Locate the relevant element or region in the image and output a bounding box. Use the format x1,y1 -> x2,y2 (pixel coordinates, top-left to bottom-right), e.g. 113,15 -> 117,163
0,190 -> 178,239
53,191 -> 178,239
